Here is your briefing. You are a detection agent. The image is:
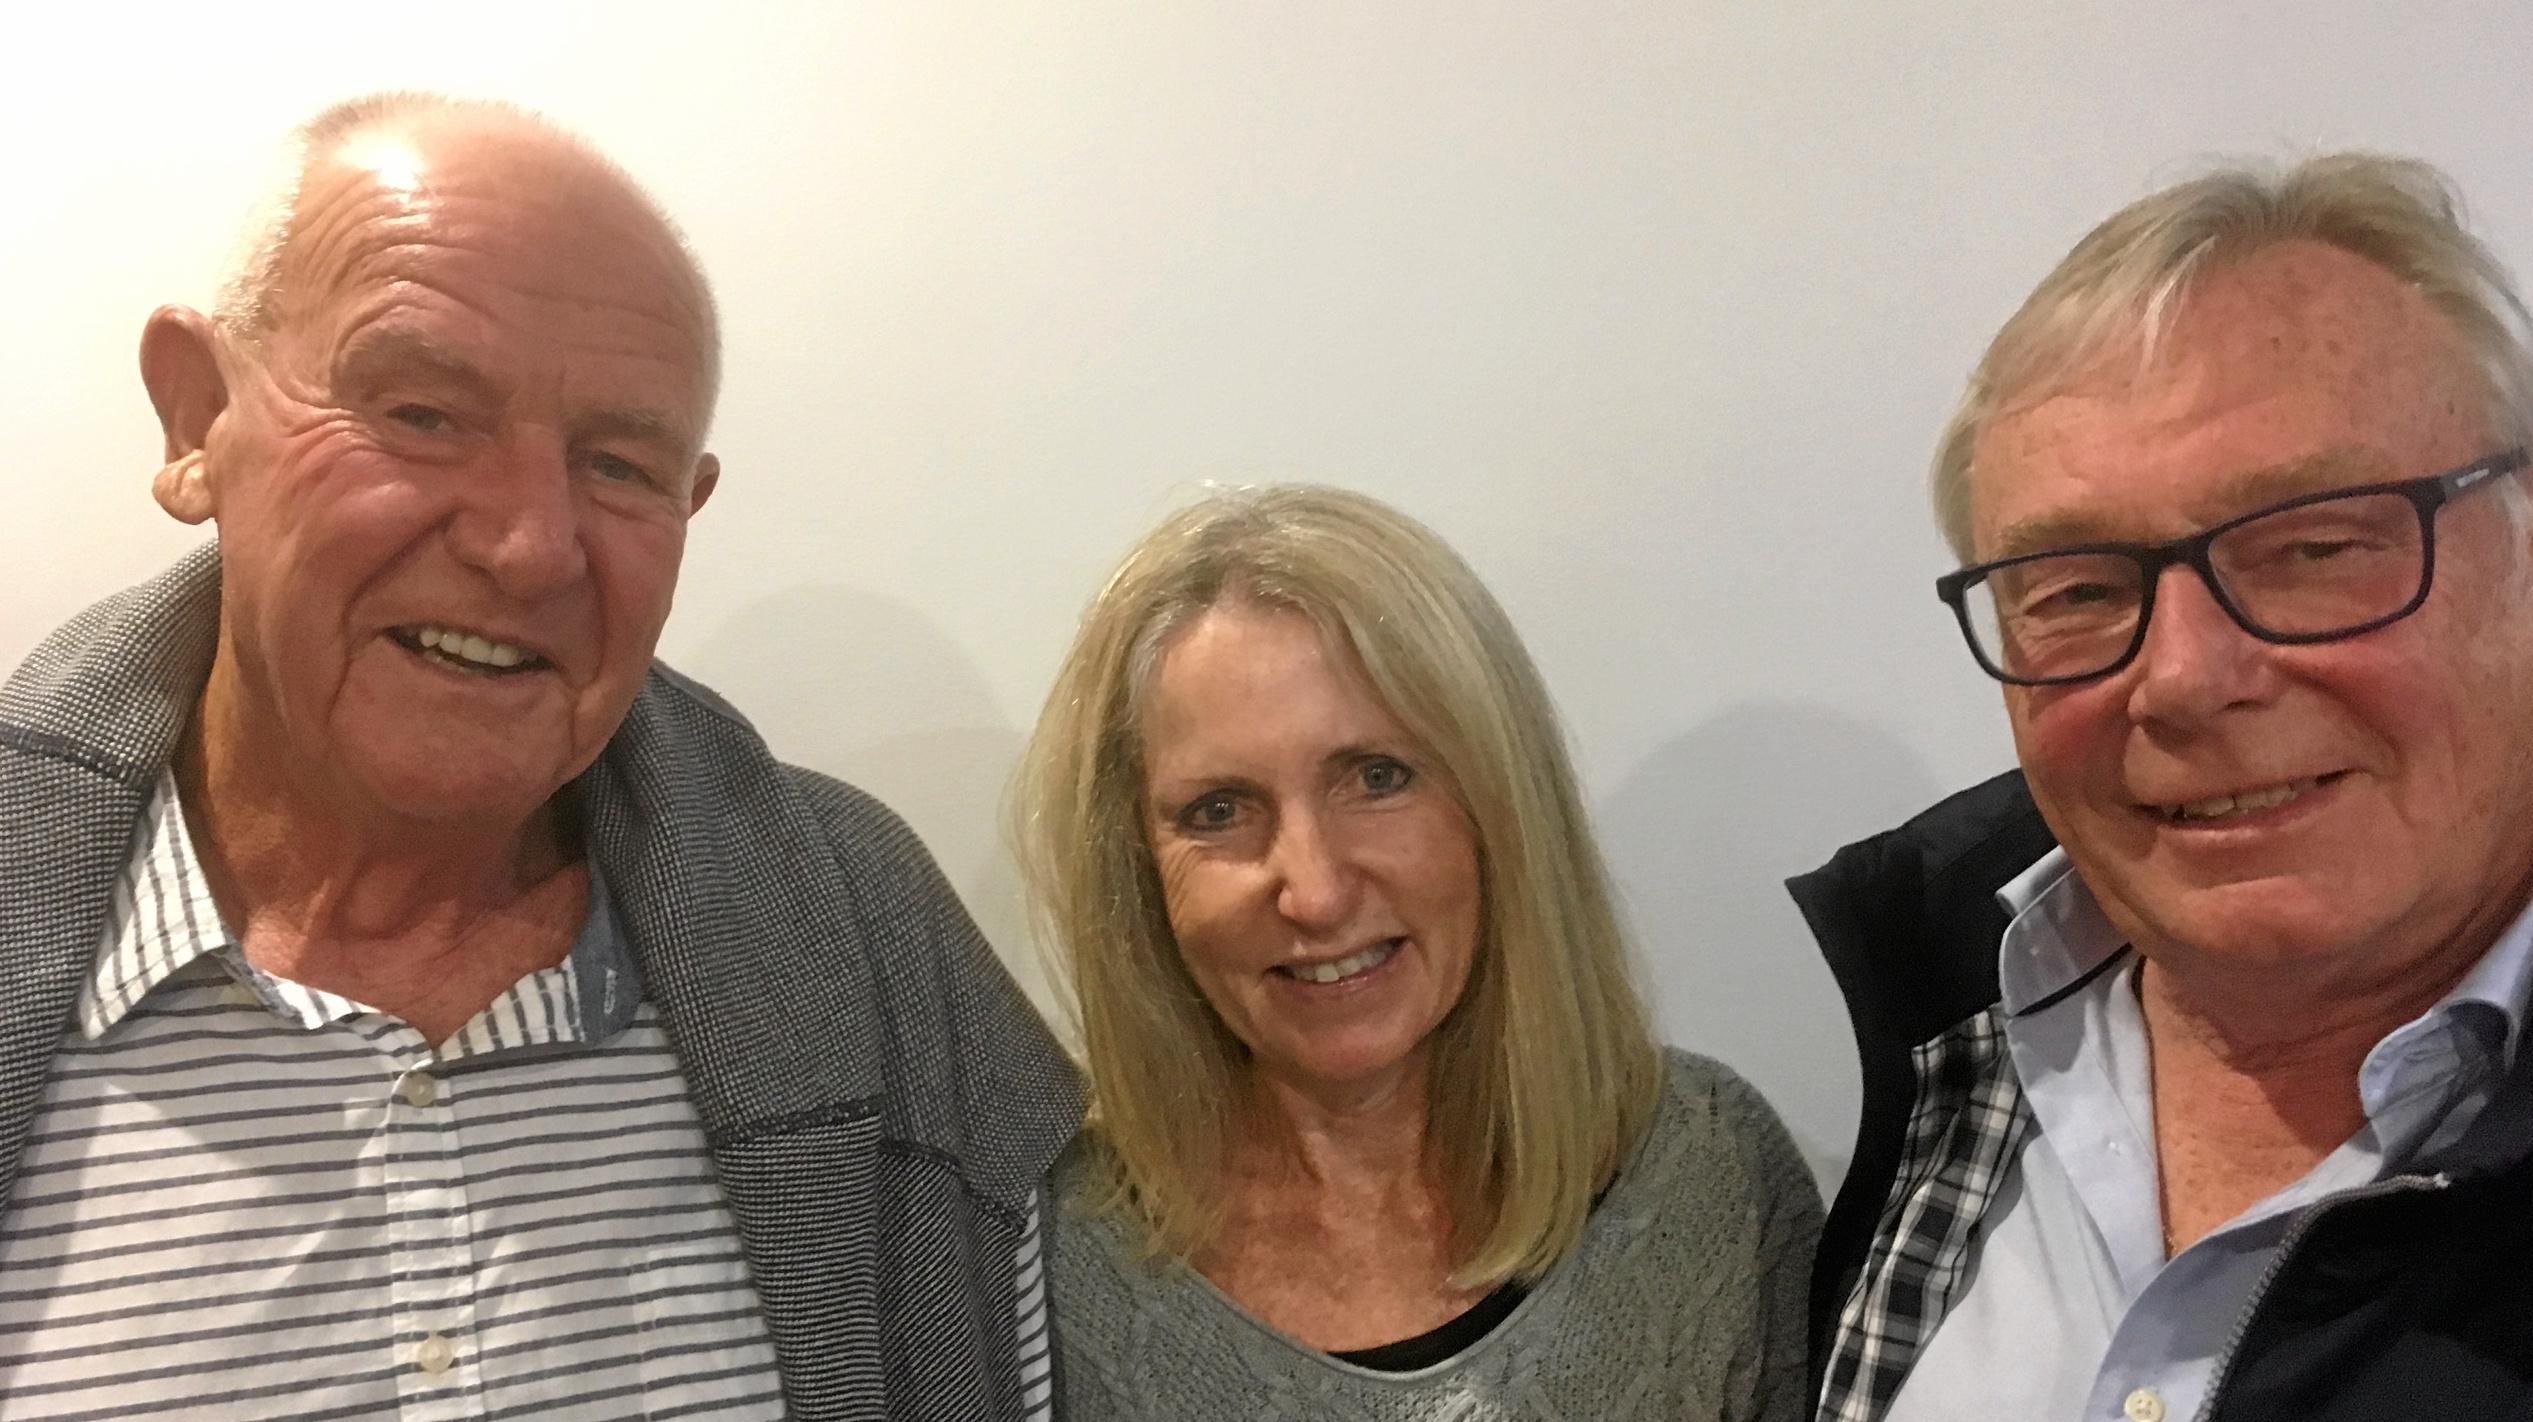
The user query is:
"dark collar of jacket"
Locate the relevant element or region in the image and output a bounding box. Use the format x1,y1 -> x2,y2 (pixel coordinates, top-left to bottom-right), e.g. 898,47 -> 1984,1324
0,544 -> 1086,1419
1783,768 -> 2056,1367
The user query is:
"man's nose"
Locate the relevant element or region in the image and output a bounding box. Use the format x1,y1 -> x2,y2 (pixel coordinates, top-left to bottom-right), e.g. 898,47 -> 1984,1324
448,430 -> 590,600
2124,563 -> 2278,724
1270,811 -> 1362,933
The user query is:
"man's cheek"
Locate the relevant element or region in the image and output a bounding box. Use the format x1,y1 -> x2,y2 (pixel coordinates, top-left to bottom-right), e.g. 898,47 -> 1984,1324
2007,703 -> 2088,792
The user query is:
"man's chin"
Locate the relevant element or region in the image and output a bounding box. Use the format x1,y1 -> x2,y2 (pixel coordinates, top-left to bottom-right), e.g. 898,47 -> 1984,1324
2115,877 -> 2387,971
340,750 -> 578,836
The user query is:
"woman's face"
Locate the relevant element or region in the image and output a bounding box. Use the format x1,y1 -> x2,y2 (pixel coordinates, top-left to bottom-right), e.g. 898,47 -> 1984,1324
1139,603 -> 1482,1105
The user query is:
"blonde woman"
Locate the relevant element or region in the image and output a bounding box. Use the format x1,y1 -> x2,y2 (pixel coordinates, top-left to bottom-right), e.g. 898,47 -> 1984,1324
1016,485 -> 1818,1418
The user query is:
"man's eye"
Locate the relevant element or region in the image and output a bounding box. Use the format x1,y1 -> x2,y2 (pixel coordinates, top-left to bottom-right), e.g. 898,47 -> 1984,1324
1360,758 -> 1413,794
589,452 -> 653,485
2010,575 -> 2136,621
2287,538 -> 2365,563
2040,581 -> 2122,610
386,404 -> 450,432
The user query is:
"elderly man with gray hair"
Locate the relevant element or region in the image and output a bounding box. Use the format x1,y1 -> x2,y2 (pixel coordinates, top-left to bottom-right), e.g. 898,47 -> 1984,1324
1799,154 -> 2533,1422
0,94 -> 1078,1420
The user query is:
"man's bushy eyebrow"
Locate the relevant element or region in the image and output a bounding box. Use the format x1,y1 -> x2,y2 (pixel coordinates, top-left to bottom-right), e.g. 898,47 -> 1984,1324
334,327 -> 495,392
333,327 -> 696,449
1985,450 -> 2384,559
581,408 -> 688,448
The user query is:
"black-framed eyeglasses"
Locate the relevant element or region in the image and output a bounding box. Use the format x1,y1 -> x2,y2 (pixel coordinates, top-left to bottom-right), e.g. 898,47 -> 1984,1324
1936,448 -> 2530,686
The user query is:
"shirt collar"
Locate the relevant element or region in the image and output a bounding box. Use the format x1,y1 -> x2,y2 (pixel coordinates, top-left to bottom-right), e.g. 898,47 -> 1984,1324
1995,847 -> 2130,1017
2416,893 -> 2533,1060
80,769 -> 230,1039
1995,845 -> 2533,1060
80,769 -> 643,1043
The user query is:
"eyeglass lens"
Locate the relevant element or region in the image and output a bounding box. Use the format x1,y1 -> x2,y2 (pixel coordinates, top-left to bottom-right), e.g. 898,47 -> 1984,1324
1965,488 -> 2426,681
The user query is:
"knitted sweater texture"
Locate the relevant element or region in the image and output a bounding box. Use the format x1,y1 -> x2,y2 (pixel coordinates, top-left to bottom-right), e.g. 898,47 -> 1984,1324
1046,1049 -> 1821,1421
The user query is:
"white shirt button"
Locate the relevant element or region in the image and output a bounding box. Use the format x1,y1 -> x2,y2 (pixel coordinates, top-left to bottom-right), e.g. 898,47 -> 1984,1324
414,1332 -> 457,1375
399,1073 -> 440,1108
2124,1387 -> 2166,1422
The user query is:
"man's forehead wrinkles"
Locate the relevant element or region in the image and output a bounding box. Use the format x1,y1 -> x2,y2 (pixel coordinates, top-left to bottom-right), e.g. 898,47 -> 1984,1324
324,233 -> 710,366
325,264 -> 705,374
414,181 -> 707,300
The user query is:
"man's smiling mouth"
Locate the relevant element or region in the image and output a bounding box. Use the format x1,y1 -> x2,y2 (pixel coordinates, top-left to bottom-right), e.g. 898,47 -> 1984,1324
388,624 -> 549,675
2151,772 -> 2345,823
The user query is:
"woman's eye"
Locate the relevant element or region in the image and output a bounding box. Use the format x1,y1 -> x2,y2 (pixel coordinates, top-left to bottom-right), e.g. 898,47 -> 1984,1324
1179,795 -> 1240,832
386,404 -> 450,432
1360,758 -> 1413,794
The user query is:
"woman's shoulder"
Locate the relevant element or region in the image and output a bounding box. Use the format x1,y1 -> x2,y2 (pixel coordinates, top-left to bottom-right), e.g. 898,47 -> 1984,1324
1047,1130 -> 1135,1241
1649,1045 -> 1782,1124
1630,1046 -> 1816,1201
1044,1132 -> 1186,1322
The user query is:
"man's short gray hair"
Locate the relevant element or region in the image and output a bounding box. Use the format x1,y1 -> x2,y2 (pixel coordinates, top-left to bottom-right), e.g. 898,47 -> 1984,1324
1931,153 -> 2533,561
212,91 -> 722,414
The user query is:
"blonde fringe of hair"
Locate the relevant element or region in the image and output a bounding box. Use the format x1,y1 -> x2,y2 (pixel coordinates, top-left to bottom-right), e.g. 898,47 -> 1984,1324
1932,152 -> 2533,561
1010,484 -> 1663,1287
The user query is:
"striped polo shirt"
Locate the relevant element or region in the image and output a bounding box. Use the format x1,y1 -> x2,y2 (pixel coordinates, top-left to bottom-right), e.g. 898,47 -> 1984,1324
0,772 -> 784,1420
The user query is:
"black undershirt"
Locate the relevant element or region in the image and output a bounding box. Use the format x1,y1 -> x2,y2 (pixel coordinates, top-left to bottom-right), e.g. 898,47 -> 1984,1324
1326,1278 -> 1530,1372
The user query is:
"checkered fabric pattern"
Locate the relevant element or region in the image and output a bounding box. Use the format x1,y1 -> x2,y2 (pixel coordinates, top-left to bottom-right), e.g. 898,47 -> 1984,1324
1816,1007 -> 2032,1422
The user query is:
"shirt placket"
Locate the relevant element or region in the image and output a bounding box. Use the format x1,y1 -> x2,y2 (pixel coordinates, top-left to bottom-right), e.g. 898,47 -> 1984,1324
371,1024 -> 490,1422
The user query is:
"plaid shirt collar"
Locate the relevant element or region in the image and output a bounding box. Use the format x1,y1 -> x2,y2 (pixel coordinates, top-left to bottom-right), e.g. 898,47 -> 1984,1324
1816,1003 -> 2029,1422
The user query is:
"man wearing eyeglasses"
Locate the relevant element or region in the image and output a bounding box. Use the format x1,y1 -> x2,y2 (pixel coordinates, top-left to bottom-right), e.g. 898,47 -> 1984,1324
1801,153 -> 2533,1422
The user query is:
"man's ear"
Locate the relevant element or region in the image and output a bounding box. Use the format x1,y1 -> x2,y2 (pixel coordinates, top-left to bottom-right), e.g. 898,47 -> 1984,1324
140,305 -> 229,525
687,452 -> 721,517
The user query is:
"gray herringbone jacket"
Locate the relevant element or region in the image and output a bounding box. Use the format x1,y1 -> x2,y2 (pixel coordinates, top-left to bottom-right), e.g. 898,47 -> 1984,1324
0,546 -> 1085,1420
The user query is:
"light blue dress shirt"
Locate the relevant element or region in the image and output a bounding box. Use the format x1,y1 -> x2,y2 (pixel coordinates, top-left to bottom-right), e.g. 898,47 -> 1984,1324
1885,848 -> 2533,1422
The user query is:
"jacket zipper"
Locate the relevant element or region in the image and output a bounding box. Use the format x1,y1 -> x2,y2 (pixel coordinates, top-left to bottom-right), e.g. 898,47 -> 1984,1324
2190,1170 -> 2452,1422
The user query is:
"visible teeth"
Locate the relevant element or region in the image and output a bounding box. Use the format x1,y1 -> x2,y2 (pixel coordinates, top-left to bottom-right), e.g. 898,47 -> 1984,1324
2167,777 -> 2320,822
1287,940 -> 1399,985
411,624 -> 532,669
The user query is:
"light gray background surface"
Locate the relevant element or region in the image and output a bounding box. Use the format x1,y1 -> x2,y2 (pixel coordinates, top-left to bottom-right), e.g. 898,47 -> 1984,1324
8,1 -> 2531,1181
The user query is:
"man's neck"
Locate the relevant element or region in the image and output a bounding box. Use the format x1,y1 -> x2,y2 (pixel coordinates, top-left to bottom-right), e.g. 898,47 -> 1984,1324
177,700 -> 585,1045
2137,933 -> 2488,1253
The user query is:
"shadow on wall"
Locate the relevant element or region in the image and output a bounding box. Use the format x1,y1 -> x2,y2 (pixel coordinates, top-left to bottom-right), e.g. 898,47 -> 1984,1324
674,583 -> 1058,1015
1597,700 -> 1947,1190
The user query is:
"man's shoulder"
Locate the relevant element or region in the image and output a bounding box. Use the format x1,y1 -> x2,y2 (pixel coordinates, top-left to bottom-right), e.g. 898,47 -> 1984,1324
1791,769 -> 2054,1039
1,547 -> 221,784
593,660 -> 1083,1196
620,661 -> 941,879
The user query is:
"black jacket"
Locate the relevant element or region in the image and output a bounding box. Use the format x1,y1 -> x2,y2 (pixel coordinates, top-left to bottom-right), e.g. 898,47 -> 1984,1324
1790,769 -> 2533,1420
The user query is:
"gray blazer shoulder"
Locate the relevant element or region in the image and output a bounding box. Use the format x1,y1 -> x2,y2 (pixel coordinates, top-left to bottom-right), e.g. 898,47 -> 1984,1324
1,546 -> 1084,1419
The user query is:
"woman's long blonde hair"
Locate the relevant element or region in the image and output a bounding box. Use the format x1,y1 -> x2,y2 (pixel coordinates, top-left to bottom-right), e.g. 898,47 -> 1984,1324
1011,484 -> 1661,1286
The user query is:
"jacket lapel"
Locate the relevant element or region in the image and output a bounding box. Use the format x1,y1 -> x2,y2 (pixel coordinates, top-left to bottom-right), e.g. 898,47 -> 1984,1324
0,545 -> 221,1209
0,753 -> 146,1209
582,686 -> 896,1416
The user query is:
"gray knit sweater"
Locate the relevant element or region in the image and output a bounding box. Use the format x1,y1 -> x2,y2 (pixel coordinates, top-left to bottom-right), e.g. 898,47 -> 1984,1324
1045,1049 -> 1821,1421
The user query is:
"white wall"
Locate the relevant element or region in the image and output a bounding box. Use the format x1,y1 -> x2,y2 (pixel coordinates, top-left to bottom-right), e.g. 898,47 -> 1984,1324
8,0 -> 2531,1180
